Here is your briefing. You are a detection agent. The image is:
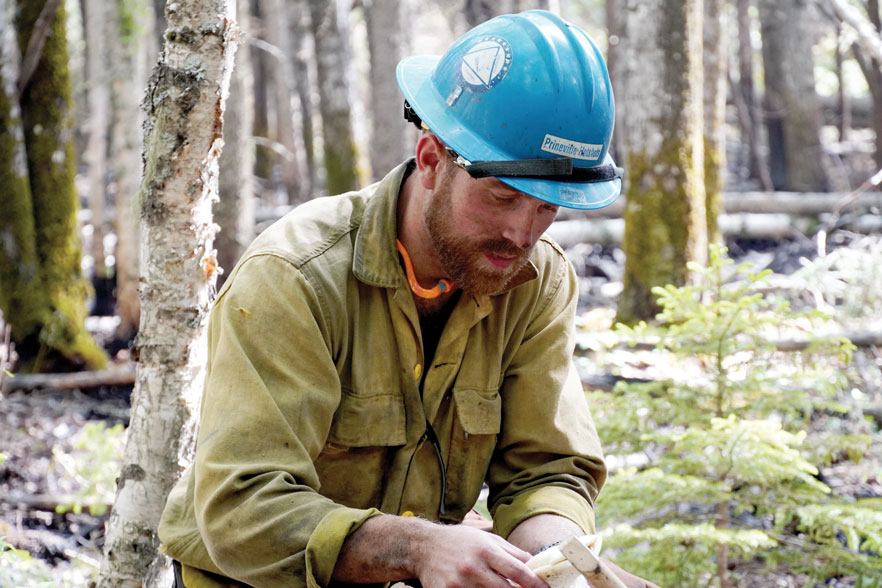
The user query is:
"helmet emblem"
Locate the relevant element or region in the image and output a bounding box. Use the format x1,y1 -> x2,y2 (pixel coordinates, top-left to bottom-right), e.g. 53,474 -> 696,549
459,35 -> 512,93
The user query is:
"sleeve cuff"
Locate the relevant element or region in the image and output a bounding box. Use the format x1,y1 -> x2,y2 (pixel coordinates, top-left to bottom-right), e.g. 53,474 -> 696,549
492,486 -> 596,539
305,507 -> 383,588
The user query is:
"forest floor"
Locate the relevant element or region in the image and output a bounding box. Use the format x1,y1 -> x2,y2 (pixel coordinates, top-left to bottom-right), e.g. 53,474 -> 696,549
0,233 -> 880,587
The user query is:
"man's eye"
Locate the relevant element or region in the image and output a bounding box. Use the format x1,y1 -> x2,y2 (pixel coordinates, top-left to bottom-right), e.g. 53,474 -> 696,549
492,194 -> 516,205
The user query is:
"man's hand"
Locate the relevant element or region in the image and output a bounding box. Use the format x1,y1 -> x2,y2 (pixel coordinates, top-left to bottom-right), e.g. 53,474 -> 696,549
414,524 -> 548,588
506,515 -> 659,588
333,514 -> 548,588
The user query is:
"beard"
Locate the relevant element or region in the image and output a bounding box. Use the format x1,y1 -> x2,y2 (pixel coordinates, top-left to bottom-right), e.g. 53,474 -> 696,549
424,176 -> 532,297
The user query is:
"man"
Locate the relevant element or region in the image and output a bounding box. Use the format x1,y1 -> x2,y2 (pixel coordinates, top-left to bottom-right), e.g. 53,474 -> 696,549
159,10 -> 657,588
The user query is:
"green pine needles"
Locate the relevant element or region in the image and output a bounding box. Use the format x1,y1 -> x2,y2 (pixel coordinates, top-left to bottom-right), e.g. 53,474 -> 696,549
588,245 -> 880,587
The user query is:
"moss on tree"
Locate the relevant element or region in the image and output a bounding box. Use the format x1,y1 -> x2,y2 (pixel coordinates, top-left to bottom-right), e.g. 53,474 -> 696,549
0,69 -> 47,342
6,0 -> 107,371
616,135 -> 705,325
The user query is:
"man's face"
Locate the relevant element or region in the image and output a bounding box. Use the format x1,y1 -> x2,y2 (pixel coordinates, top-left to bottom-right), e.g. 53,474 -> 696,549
425,162 -> 559,296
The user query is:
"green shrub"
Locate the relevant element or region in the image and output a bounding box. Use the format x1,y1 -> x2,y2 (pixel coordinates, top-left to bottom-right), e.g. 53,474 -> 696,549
589,245 -> 879,587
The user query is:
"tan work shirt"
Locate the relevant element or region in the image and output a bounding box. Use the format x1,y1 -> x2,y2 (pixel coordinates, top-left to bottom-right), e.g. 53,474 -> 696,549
158,161 -> 607,587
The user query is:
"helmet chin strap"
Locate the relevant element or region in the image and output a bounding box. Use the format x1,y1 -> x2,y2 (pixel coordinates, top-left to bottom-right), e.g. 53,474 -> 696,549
396,239 -> 454,299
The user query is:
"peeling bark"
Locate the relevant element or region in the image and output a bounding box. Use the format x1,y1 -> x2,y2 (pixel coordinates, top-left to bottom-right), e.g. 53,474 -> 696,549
95,0 -> 237,585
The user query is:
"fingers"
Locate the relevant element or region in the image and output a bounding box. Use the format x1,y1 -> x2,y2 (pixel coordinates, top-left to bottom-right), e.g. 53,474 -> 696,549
418,526 -> 547,588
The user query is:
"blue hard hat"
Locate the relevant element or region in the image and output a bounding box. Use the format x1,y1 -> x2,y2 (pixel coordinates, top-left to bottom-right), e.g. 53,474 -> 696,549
396,10 -> 621,210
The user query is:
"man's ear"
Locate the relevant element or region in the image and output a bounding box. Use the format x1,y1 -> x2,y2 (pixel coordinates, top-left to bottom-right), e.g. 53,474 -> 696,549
414,132 -> 447,190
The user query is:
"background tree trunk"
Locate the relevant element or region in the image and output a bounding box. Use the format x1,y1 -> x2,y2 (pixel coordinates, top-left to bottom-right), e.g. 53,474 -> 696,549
734,0 -> 772,190
286,0 -> 317,202
365,0 -> 412,180
216,0 -> 255,288
96,0 -> 237,585
254,0 -> 305,204
703,0 -> 726,244
106,0 -> 157,342
758,0 -> 829,191
10,0 -> 106,371
308,0 -> 361,194
844,0 -> 882,171
868,0 -> 882,171
83,0 -> 109,280
614,0 -> 708,324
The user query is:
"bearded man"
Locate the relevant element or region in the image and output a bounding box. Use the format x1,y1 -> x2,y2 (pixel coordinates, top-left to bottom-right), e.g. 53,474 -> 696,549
158,9 -> 658,588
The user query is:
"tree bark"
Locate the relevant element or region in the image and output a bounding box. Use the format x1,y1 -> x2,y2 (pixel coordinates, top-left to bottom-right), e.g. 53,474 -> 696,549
758,0 -> 829,192
95,0 -> 237,585
11,0 -> 106,371
308,0 -> 361,194
614,0 -> 707,324
216,0 -> 255,288
365,0 -> 413,181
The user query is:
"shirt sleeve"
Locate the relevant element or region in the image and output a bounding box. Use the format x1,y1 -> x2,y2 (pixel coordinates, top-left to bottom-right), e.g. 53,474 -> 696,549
488,248 -> 608,539
191,253 -> 380,587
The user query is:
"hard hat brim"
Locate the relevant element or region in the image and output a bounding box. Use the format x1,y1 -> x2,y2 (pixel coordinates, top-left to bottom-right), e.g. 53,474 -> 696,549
396,55 -> 622,211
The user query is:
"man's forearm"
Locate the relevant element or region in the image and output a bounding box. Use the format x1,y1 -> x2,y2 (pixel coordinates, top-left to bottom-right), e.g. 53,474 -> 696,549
332,515 -> 430,583
506,513 -> 585,555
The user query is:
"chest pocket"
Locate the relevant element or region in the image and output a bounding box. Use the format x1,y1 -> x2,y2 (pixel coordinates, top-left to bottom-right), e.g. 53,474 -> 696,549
327,389 -> 407,447
442,387 -> 502,520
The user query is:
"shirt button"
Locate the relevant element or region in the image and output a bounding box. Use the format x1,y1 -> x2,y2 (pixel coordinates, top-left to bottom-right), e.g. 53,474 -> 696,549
414,364 -> 422,380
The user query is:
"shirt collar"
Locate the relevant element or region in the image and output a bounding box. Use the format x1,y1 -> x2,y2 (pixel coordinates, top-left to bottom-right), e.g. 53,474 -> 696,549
352,159 -> 539,296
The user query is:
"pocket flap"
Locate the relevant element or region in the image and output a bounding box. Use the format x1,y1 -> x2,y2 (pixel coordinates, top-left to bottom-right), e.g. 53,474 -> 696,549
453,388 -> 502,435
328,391 -> 407,447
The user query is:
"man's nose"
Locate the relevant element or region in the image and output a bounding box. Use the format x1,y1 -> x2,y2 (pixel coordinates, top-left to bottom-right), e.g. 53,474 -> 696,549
501,203 -> 542,250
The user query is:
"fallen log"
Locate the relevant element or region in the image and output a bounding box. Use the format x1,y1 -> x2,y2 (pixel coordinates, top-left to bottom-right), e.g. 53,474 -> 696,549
2,362 -> 136,392
548,212 -> 880,247
258,192 -> 882,225
555,191 -> 882,220
576,329 -> 882,355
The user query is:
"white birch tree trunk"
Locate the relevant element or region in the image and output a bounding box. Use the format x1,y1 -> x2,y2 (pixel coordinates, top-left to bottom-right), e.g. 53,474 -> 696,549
95,0 -> 238,585
365,0 -> 413,180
